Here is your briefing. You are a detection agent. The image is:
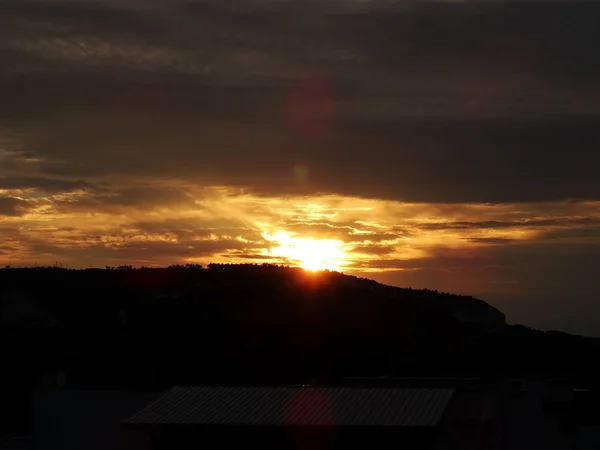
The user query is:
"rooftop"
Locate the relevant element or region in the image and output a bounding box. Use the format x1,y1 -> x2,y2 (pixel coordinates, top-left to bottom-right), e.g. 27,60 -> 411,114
125,386 -> 454,428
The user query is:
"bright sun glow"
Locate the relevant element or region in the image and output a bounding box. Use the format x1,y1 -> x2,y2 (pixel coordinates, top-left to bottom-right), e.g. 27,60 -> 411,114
263,231 -> 346,271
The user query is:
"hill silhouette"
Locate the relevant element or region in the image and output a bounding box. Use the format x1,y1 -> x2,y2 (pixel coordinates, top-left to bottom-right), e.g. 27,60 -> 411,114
1,264 -> 600,434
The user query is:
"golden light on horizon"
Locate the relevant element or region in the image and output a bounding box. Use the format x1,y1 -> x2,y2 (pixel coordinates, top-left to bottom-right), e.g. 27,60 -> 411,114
263,231 -> 346,271
2,182 -> 592,275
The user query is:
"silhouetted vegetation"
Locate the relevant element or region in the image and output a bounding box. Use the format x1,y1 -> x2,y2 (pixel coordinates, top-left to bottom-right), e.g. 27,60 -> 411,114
1,265 -> 600,434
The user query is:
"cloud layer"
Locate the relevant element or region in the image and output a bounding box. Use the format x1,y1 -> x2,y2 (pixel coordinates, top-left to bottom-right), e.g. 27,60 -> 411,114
2,0 -> 600,202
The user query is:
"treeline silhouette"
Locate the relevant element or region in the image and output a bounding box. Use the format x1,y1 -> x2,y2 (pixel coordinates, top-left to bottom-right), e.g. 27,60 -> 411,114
1,265 -> 599,433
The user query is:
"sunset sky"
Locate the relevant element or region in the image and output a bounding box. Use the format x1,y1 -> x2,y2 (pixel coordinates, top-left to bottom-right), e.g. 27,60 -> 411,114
2,0 -> 600,334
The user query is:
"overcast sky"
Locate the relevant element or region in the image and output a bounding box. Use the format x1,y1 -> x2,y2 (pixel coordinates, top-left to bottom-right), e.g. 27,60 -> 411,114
2,0 -> 600,335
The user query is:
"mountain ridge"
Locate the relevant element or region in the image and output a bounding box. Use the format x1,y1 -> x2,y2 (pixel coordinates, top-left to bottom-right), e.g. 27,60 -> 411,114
2,264 -> 600,435
0,264 -> 597,388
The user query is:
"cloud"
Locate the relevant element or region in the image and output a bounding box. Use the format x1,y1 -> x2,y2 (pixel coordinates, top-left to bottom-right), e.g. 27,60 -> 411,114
1,1 -> 600,204
282,223 -> 360,242
53,186 -> 194,212
9,106 -> 600,204
349,244 -> 396,255
421,217 -> 600,230
538,226 -> 600,242
7,191 -> 600,268
464,238 -> 514,245
0,176 -> 94,193
0,197 -> 30,216
27,238 -> 263,264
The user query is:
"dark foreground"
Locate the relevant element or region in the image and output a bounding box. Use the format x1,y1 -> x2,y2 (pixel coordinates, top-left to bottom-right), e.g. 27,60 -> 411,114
2,265 -> 600,440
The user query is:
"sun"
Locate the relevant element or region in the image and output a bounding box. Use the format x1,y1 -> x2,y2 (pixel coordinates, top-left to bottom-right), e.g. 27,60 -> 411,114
263,231 -> 346,272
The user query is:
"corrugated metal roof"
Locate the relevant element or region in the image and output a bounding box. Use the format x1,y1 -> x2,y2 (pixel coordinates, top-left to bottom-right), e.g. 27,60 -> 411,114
124,386 -> 454,427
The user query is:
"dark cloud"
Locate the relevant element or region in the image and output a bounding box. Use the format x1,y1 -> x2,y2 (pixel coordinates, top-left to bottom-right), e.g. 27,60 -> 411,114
464,238 -> 515,245
1,1 -> 599,203
420,217 -> 600,230
0,176 -> 94,193
223,251 -> 266,259
0,197 -> 29,216
0,0 -> 160,37
539,226 -> 600,242
54,186 -> 193,212
10,104 -> 600,204
350,259 -> 427,271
